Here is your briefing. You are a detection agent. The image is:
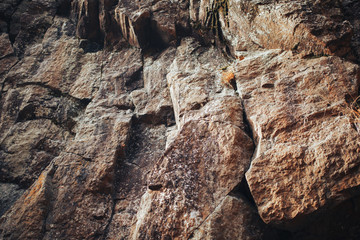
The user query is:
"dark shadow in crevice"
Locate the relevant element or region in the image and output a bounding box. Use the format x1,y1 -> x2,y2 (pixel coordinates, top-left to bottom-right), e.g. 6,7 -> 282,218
148,184 -> 163,191
56,0 -> 72,17
148,20 -> 168,52
228,177 -> 256,208
341,0 -> 360,64
14,82 -> 91,134
136,105 -> 176,127
273,193 -> 360,240
15,104 -> 36,122
125,67 -> 143,91
175,22 -> 192,46
228,181 -> 360,239
242,105 -> 254,141
79,39 -> 103,53
141,21 -> 170,57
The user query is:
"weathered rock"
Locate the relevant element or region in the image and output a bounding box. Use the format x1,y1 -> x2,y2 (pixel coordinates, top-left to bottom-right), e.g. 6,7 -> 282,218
105,120 -> 169,240
104,46 -> 176,240
9,0 -> 58,56
0,119 -> 72,187
41,108 -> 133,239
0,56 -> 17,84
167,38 -> 229,127
236,50 -> 360,229
129,38 -> 254,239
113,0 -> 190,49
0,183 -> 25,217
191,0 -> 354,59
0,32 -> 17,82
191,195 -> 278,240
0,88 -> 134,239
0,33 -> 13,58
1,0 -> 360,239
342,0 -> 360,63
131,118 -> 254,239
0,20 -> 93,189
0,163 -> 55,239
128,47 -> 176,126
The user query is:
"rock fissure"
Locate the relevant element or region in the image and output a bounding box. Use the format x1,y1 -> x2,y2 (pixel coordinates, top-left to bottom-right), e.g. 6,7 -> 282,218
62,151 -> 92,162
186,190 -> 233,240
15,82 -> 90,103
1,1 -> 360,239
5,0 -> 24,44
101,196 -> 116,240
0,59 -> 19,98
39,163 -> 56,239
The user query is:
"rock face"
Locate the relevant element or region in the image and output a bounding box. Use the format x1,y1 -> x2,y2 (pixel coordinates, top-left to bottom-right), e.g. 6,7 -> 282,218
239,50 -> 360,227
0,0 -> 360,239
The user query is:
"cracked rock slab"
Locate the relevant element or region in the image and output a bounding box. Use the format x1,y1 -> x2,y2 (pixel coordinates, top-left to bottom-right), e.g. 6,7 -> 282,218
130,38 -> 254,239
237,50 -> 360,229
131,118 -> 254,239
190,195 -> 279,240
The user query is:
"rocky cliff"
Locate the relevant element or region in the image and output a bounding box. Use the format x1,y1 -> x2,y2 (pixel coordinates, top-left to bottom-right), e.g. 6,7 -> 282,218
0,0 -> 360,239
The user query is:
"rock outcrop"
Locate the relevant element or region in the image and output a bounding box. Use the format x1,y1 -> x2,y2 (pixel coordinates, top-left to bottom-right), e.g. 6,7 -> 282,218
0,0 -> 360,239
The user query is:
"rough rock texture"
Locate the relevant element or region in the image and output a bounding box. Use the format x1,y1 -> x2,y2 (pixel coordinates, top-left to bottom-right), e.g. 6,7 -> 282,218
130,39 -> 254,239
190,195 -> 278,240
238,50 -> 360,228
190,0 -> 355,59
0,0 -> 360,239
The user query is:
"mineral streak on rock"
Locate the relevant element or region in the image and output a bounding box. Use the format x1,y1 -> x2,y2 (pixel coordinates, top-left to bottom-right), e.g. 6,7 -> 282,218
1,0 -> 360,239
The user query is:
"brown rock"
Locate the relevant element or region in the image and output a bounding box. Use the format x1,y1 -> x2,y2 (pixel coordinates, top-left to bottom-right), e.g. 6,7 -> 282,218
9,0 -> 57,56
342,0 -> 360,62
0,183 -> 25,217
131,118 -> 254,239
191,195 -> 278,240
0,33 -> 14,58
0,163 -> 55,239
105,120 -> 169,240
0,56 -> 18,81
1,1 -> 360,239
132,47 -> 175,124
192,0 -> 353,58
0,119 -> 72,187
101,47 -> 176,240
129,38 -> 254,239
166,38 -> 229,127
236,50 -> 360,229
73,0 -> 101,42
114,6 -> 151,48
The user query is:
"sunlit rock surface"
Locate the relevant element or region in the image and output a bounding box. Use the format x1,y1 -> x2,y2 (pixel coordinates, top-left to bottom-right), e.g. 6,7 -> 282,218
0,0 -> 360,239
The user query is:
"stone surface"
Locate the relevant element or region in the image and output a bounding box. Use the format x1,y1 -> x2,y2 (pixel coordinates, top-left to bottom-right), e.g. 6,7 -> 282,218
342,0 -> 360,63
236,50 -> 360,228
0,165 -> 55,239
0,0 -> 360,239
129,38 -> 254,239
131,118 -> 253,239
191,0 -> 354,59
191,195 -> 278,240
112,0 -> 189,49
0,33 -> 13,58
0,183 -> 25,217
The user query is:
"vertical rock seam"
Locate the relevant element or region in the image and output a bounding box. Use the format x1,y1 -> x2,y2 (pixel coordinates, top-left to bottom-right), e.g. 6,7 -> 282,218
0,0 -> 360,239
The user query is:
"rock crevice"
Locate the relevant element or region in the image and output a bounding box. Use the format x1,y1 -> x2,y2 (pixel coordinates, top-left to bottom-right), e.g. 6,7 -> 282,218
1,0 -> 360,239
